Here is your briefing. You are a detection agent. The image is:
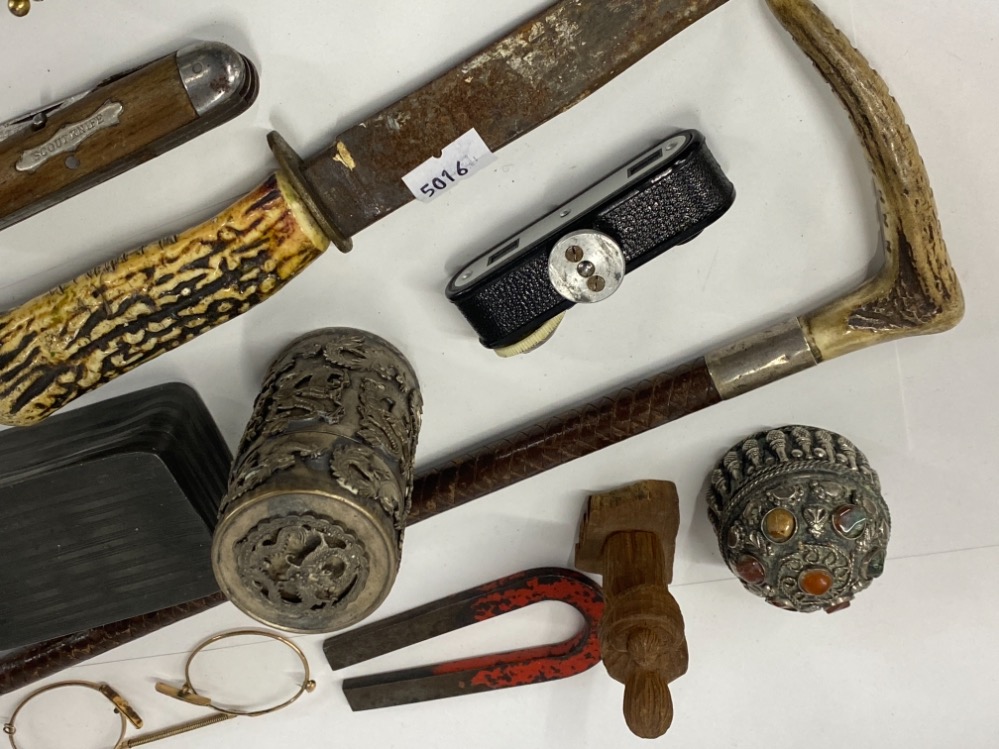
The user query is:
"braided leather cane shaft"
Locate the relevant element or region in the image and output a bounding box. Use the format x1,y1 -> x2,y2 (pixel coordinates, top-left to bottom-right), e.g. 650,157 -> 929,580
0,361 -> 717,690
0,593 -> 225,694
409,359 -> 720,522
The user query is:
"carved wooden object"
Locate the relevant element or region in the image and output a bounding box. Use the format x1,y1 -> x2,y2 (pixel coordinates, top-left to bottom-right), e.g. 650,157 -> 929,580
0,173 -> 328,427
575,481 -> 687,739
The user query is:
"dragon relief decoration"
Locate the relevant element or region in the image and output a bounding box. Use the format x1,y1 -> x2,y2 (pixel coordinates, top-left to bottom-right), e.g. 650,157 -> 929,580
329,441 -> 407,529
234,343 -> 350,459
706,425 -> 891,613
219,432 -> 328,518
235,515 -> 368,616
357,377 -> 417,467
213,328 -> 422,632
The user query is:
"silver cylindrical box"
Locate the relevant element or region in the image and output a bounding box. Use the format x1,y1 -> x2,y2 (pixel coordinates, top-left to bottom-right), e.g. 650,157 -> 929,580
212,328 -> 422,632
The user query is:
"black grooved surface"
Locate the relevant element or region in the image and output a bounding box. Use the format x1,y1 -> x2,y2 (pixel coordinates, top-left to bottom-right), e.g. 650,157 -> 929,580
0,383 -> 231,650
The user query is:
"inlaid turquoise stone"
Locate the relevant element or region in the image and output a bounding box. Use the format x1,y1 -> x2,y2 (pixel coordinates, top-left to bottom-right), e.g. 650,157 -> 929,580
832,505 -> 868,539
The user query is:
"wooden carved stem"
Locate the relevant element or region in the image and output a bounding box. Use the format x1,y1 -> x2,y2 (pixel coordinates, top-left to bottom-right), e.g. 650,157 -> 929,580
575,481 -> 688,739
0,172 -> 328,427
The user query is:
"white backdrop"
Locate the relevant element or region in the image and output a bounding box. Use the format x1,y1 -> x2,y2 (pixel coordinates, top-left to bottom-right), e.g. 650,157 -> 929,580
2,1 -> 998,746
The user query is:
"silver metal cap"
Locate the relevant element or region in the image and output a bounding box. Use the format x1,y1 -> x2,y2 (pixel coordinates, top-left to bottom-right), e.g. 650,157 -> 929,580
548,230 -> 626,303
177,42 -> 250,116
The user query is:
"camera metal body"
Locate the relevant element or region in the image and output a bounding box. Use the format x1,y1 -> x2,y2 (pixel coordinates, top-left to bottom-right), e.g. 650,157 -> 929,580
446,130 -> 735,353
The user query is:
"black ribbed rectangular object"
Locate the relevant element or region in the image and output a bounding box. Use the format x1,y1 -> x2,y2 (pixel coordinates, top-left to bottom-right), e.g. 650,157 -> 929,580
0,383 -> 230,650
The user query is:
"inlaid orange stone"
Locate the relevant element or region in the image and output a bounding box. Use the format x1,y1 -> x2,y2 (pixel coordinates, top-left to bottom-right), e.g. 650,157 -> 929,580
762,508 -> 797,543
799,568 -> 834,596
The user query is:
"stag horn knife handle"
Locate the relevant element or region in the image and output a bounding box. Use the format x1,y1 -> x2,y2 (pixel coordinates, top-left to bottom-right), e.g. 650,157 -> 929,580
0,172 -> 328,427
574,480 -> 688,739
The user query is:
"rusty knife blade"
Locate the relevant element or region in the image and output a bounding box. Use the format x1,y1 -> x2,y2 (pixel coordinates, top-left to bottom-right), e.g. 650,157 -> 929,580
290,0 -> 732,245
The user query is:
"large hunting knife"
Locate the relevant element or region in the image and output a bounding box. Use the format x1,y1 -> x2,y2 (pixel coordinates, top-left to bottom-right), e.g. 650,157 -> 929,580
0,0 -> 730,427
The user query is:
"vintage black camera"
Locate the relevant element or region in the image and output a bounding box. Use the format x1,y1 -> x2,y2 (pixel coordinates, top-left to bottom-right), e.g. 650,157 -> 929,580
446,130 -> 735,353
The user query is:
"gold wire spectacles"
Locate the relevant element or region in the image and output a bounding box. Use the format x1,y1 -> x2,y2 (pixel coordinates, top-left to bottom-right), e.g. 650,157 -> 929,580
3,629 -> 316,749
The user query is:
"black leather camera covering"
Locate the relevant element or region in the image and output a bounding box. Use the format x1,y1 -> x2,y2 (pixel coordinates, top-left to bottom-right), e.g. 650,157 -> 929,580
447,130 -> 735,349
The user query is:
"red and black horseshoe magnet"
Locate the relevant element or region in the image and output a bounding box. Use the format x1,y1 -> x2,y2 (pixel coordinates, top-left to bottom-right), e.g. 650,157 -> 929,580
323,567 -> 604,710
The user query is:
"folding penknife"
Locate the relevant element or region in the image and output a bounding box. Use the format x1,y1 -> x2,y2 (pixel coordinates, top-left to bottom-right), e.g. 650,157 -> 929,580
0,42 -> 258,230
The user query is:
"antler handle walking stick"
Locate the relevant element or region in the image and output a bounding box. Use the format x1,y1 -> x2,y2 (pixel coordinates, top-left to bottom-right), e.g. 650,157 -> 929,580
408,0 -> 964,522
0,0 -> 964,692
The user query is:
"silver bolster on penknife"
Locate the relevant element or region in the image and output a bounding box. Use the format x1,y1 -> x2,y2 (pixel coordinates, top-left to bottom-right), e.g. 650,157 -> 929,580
177,42 -> 258,118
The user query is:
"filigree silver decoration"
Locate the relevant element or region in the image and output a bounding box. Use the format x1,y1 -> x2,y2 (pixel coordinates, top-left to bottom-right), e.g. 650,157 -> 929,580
707,425 -> 890,614
236,514 -> 368,613
803,505 -> 830,539
329,442 -> 406,525
775,543 -> 852,612
212,328 -> 422,633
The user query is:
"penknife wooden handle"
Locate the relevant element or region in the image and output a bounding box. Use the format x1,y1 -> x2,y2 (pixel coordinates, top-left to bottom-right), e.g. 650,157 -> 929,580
0,42 -> 258,230
0,172 -> 328,427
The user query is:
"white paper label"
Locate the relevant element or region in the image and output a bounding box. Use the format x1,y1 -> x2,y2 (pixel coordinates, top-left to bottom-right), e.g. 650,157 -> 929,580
402,128 -> 497,203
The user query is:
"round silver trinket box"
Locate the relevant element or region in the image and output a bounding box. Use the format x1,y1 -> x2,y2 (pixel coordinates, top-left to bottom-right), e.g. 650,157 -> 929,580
706,425 -> 890,613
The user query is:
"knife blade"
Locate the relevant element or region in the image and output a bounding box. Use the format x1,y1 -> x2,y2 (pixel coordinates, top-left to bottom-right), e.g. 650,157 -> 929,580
289,0 -> 732,248
0,42 -> 259,231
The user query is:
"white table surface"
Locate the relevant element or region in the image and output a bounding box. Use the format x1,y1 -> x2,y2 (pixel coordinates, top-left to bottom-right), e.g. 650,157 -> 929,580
2,1 -> 998,746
